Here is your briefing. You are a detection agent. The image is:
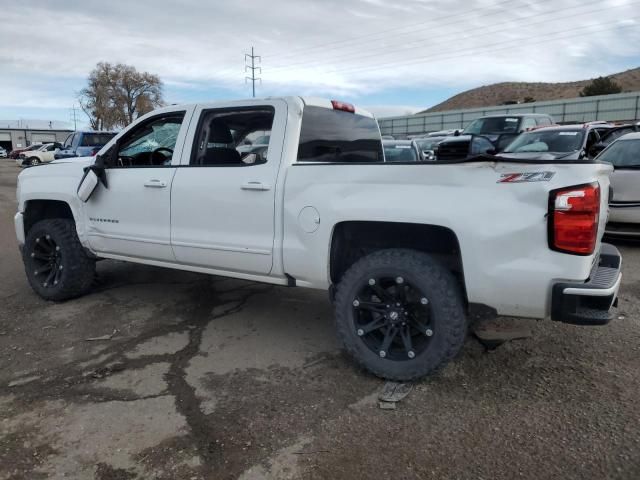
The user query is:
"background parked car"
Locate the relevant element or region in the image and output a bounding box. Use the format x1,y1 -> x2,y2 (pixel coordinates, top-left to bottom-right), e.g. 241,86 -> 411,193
9,144 -> 42,159
18,143 -> 62,166
55,131 -> 116,159
414,136 -> 446,161
0,147 -> 6,158
382,140 -> 421,162
434,113 -> 554,161
497,124 -> 603,160
590,124 -> 640,156
597,132 -> 640,237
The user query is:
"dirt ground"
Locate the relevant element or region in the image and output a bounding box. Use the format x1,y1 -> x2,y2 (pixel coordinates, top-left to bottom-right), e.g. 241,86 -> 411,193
0,161 -> 639,480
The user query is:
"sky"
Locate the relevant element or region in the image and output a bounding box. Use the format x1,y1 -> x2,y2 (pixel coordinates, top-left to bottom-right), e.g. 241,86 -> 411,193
0,0 -> 639,129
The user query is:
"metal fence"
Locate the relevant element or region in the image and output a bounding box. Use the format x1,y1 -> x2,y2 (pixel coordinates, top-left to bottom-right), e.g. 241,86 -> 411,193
378,91 -> 640,138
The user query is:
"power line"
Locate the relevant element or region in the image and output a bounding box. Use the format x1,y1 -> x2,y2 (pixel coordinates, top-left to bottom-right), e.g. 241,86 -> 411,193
244,46 -> 262,98
206,0 -> 552,82
317,18 -> 640,77
265,0 -> 622,73
261,0 -> 528,60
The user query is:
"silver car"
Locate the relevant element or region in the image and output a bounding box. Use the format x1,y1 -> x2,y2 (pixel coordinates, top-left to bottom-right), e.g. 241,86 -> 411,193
598,132 -> 640,237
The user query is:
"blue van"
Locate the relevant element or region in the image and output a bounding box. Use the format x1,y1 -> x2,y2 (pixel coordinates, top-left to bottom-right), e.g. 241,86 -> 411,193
55,131 -> 116,159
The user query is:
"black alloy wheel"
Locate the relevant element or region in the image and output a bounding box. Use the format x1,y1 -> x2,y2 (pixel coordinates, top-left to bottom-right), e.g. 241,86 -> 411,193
352,275 -> 434,361
29,233 -> 63,288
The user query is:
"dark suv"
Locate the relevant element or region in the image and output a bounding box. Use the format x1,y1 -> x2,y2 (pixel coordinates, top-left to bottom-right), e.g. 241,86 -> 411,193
55,131 -> 116,159
435,113 -> 554,161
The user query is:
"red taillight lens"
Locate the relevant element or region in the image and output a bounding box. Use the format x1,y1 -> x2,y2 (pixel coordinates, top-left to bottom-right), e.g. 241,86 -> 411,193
549,183 -> 600,255
331,100 -> 355,113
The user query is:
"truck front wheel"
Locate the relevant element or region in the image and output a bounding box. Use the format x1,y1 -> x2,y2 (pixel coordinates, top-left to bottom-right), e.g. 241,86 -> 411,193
334,249 -> 467,381
23,219 -> 96,301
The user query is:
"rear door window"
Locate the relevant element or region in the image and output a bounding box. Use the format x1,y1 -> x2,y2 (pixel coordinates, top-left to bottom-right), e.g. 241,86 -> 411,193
297,106 -> 383,163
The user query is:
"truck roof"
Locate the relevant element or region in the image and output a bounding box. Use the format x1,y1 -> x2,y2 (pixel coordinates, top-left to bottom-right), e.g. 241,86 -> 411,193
164,97 -> 376,119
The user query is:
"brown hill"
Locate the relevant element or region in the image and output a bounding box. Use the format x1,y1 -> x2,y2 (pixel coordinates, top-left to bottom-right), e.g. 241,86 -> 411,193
422,67 -> 640,113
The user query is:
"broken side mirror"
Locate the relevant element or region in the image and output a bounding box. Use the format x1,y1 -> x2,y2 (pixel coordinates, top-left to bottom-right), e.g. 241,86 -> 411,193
77,168 -> 99,202
77,154 -> 108,202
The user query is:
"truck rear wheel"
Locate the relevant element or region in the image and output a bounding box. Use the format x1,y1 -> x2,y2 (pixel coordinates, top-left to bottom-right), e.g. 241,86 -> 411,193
334,249 -> 467,381
23,219 -> 95,301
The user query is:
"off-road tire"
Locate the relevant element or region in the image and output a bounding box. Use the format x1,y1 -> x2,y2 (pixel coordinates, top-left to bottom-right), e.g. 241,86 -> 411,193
334,248 -> 467,381
23,219 -> 95,301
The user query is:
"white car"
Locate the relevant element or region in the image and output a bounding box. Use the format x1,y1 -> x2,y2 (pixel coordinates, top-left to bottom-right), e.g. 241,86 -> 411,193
15,97 -> 621,380
0,147 -> 7,158
18,143 -> 61,167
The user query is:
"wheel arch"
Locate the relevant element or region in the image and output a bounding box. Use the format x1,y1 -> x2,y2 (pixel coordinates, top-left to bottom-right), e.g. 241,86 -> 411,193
329,220 -> 467,301
23,199 -> 77,237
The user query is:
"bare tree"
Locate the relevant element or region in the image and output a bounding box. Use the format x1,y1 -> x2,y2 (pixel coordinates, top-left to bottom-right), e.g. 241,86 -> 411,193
78,62 -> 164,130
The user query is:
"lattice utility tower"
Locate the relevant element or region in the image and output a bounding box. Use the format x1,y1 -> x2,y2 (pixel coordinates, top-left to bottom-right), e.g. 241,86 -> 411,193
245,47 -> 261,98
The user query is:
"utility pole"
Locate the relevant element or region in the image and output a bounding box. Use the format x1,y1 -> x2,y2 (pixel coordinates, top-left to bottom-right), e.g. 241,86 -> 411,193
244,47 -> 261,98
70,105 -> 78,131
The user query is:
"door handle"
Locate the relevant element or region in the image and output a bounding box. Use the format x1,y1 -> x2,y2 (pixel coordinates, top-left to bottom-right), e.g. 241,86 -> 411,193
144,179 -> 167,188
241,182 -> 271,191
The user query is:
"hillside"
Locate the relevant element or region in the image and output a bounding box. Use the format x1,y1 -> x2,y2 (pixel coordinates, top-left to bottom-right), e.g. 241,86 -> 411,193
422,67 -> 640,113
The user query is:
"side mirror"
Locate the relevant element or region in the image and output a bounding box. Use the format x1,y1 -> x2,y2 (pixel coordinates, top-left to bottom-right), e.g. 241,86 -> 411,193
77,155 -> 108,202
77,168 -> 99,202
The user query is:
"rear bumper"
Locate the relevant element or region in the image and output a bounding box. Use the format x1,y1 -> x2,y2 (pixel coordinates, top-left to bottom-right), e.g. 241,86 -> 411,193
551,243 -> 622,325
605,221 -> 640,237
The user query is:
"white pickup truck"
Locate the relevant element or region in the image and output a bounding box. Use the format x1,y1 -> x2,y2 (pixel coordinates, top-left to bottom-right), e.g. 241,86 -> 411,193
14,97 -> 622,380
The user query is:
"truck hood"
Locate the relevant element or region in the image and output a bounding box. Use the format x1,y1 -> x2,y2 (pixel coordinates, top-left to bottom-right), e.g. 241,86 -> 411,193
50,156 -> 95,166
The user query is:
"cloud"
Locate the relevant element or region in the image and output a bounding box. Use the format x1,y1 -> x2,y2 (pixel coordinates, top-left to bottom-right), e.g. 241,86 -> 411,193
0,0 -> 638,119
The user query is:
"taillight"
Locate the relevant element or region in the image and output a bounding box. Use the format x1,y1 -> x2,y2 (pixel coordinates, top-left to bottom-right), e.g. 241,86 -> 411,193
331,100 -> 355,113
549,182 -> 600,255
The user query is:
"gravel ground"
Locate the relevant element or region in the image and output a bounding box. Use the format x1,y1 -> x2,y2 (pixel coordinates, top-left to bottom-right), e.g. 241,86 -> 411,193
0,161 -> 638,479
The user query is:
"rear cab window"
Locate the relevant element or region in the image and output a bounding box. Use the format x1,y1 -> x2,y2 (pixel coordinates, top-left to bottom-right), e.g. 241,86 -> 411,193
297,106 -> 383,163
81,133 -> 116,147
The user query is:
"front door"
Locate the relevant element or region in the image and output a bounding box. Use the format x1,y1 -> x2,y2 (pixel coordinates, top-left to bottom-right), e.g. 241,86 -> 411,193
84,108 -> 193,262
170,100 -> 287,275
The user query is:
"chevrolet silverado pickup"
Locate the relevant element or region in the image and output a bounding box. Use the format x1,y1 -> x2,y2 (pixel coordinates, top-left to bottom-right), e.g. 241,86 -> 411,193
14,97 -> 622,380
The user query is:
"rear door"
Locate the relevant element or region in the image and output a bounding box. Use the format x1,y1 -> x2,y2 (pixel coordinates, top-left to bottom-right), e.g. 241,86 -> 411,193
170,99 -> 287,275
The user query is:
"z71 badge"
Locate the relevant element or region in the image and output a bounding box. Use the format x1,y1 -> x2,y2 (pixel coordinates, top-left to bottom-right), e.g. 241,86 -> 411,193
498,171 -> 555,183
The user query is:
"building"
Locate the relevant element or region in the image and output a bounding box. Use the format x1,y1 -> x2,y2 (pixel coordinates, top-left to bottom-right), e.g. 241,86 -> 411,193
0,127 -> 73,152
378,91 -> 640,139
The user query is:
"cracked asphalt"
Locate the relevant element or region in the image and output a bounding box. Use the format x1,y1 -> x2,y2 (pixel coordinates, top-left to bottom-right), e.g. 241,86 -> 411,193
1,161 -> 639,479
